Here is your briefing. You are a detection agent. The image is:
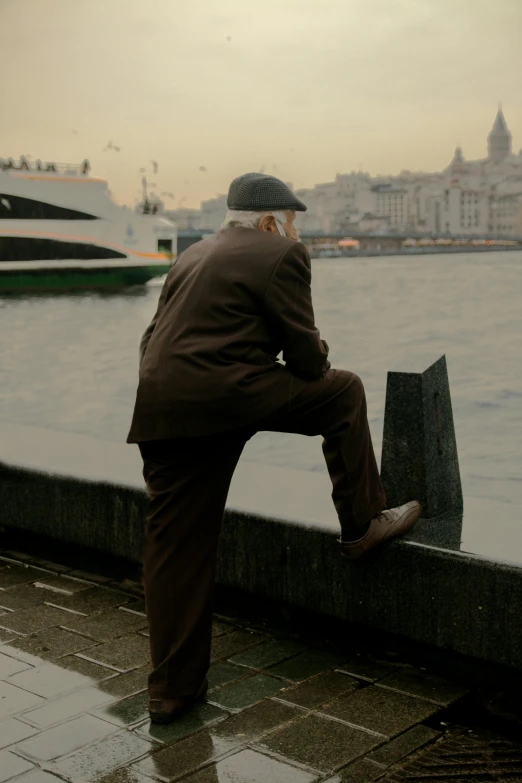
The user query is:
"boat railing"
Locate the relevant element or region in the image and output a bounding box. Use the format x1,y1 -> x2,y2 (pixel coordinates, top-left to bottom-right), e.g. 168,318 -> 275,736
0,157 -> 91,176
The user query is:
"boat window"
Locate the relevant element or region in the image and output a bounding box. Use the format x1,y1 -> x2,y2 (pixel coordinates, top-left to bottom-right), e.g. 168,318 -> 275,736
158,239 -> 172,253
0,194 -> 98,220
0,237 -> 126,261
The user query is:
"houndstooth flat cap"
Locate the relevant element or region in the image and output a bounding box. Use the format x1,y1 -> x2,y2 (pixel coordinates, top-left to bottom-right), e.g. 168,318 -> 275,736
227,173 -> 307,212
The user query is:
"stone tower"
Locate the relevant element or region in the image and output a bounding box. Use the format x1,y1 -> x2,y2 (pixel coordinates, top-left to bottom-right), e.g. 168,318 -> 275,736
488,105 -> 512,164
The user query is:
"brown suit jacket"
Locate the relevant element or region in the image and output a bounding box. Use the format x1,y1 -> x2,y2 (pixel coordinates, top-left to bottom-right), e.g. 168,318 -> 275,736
127,227 -> 329,442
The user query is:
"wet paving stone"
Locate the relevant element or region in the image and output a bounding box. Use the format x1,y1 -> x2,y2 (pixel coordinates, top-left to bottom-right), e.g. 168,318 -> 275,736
79,633 -> 150,670
207,662 -> 246,691
62,608 -> 149,642
0,650 -> 32,678
0,604 -> 74,634
211,698 -> 302,743
135,701 -> 228,745
367,724 -> 440,766
94,690 -> 149,726
0,718 -> 39,750
32,575 -> 92,594
99,667 -> 149,698
0,681 -> 44,719
15,771 -> 67,783
135,728 -> 234,781
0,566 -> 49,589
57,653 -> 116,681
0,628 -> 18,644
46,586 -> 134,616
210,630 -> 267,662
8,660 -> 95,698
277,671 -> 360,709
6,626 -> 97,660
22,685 -> 116,728
208,673 -> 286,711
98,768 -> 156,783
212,621 -> 236,637
324,757 -> 386,782
18,558 -> 73,575
229,638 -> 304,670
55,730 -> 155,780
120,601 -> 147,617
376,668 -> 470,707
321,686 -> 440,739
0,553 -> 34,565
0,585 -> 49,611
258,712 -> 382,773
182,748 -> 319,782
0,750 -> 34,782
15,713 -> 116,761
105,579 -> 144,597
268,650 -> 345,682
336,656 -> 400,683
67,569 -> 113,584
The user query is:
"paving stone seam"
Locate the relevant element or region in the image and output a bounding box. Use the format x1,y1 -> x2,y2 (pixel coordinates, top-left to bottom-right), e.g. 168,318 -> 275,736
133,739 -> 242,782
313,709 -> 391,739
10,757 -> 74,783
334,666 -> 389,684
0,559 -> 54,574
72,652 -> 133,672
207,672 -> 263,694
56,624 -> 148,644
14,691 -> 121,729
373,681 -> 464,707
120,606 -> 147,617
247,741 -> 328,776
1,556 -> 141,596
10,721 -> 135,766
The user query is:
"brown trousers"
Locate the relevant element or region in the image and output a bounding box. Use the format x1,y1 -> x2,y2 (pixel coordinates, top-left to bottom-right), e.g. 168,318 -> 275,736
138,369 -> 386,698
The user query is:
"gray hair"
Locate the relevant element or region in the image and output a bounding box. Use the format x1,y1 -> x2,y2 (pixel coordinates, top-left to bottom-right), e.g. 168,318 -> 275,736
221,209 -> 291,232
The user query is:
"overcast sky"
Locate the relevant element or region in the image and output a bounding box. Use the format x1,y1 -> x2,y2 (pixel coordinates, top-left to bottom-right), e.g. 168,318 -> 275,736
1,0 -> 521,208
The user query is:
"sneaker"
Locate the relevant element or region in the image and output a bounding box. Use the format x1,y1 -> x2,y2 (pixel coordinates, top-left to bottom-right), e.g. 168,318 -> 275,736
338,500 -> 421,560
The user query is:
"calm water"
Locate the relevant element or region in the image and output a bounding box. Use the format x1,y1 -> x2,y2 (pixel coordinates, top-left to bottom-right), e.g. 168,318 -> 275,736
1,251 -> 521,507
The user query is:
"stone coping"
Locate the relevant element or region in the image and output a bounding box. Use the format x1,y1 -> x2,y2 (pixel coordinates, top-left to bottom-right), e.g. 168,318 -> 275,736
2,422 -> 522,672
1,421 -> 521,565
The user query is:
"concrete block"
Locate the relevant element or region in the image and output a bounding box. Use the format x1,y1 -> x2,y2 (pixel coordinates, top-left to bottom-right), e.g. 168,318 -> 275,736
381,355 -> 463,519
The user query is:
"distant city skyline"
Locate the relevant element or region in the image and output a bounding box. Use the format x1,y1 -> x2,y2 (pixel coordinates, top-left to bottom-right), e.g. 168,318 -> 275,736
1,0 -> 521,208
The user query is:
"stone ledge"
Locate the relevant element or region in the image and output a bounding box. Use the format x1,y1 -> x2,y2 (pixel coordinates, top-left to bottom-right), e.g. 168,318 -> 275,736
1,423 -> 522,672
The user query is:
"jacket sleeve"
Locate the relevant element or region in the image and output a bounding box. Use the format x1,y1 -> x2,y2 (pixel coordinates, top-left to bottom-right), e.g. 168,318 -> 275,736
263,241 -> 330,380
138,281 -> 169,367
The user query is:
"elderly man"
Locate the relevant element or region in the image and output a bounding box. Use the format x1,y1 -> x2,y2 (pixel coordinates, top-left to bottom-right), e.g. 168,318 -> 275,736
128,173 -> 420,724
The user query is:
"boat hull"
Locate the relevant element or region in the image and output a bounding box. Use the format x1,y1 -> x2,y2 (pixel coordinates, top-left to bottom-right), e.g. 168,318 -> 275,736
0,264 -> 169,291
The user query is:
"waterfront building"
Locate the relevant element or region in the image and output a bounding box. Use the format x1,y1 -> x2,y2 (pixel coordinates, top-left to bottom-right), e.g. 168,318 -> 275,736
180,108 -> 522,238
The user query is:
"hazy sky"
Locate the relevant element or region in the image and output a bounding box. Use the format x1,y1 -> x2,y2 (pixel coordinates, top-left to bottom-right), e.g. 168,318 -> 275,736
1,0 -> 521,208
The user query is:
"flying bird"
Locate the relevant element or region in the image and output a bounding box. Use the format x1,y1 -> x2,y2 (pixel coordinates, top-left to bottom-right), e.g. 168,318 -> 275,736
226,36 -> 232,42
72,129 -> 78,135
113,145 -> 121,152
199,166 -> 207,172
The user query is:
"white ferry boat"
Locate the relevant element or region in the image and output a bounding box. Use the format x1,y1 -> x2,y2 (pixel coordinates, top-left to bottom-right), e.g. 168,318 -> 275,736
0,157 -> 176,290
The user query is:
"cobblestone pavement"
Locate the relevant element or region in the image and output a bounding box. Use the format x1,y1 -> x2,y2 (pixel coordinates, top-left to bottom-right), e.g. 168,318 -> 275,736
0,548 -> 508,783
